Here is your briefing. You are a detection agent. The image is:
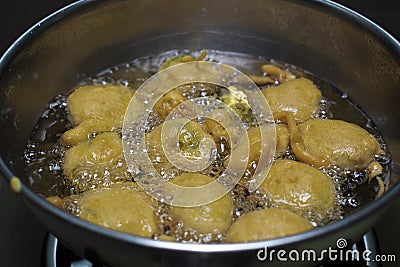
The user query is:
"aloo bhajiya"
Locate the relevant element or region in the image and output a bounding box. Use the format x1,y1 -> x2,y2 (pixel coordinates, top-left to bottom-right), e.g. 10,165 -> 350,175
62,85 -> 132,146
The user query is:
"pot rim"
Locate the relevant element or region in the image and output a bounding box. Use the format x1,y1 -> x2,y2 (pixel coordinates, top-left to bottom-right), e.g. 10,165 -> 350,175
0,0 -> 399,253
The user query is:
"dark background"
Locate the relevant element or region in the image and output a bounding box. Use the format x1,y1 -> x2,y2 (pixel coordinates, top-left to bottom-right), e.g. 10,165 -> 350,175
0,0 -> 399,266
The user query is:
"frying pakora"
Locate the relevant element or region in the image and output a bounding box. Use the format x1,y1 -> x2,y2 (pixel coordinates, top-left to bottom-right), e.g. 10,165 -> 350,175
63,132 -> 131,192
159,49 -> 206,71
262,77 -> 322,122
169,173 -> 233,235
249,64 -> 296,85
77,182 -> 158,238
227,124 -> 287,183
146,119 -> 214,177
226,208 -> 312,242
260,159 -> 336,216
152,89 -> 187,121
62,85 -> 132,146
292,118 -> 382,169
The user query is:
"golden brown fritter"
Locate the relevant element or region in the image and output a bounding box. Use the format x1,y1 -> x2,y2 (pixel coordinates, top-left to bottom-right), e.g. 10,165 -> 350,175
226,208 -> 312,242
203,109 -> 232,141
77,182 -> 158,238
262,77 -> 322,122
152,89 -> 187,121
168,173 -> 233,235
260,160 -> 336,216
145,120 -> 214,178
260,64 -> 296,83
293,119 -> 382,169
226,124 -> 286,184
63,132 -> 131,192
159,50 -> 206,71
249,64 -> 296,85
275,124 -> 290,156
62,85 -> 132,146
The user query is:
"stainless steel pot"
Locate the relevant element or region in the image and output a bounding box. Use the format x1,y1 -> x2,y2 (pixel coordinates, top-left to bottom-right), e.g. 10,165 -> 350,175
0,0 -> 399,266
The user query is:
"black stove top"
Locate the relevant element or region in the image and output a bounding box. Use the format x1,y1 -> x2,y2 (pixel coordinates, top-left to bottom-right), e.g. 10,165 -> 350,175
0,1 -> 399,267
43,231 -> 383,267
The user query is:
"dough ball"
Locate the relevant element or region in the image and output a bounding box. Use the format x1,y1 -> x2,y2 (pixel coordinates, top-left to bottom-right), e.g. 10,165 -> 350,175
262,77 -> 322,122
169,173 -> 233,234
77,182 -> 158,238
146,120 -> 213,178
152,89 -> 187,121
275,124 -> 290,156
296,119 -> 381,169
227,124 -> 284,182
260,160 -> 336,215
62,85 -> 132,146
226,208 -> 312,242
234,126 -> 266,177
63,132 -> 131,192
159,50 -> 206,71
204,109 -> 231,140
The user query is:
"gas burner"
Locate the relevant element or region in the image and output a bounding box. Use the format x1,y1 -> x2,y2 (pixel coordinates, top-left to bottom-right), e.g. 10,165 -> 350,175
43,231 -> 382,267
45,235 -> 93,267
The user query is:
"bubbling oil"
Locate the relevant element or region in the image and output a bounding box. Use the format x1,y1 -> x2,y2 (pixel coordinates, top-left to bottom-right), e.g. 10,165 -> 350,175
23,49 -> 390,243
